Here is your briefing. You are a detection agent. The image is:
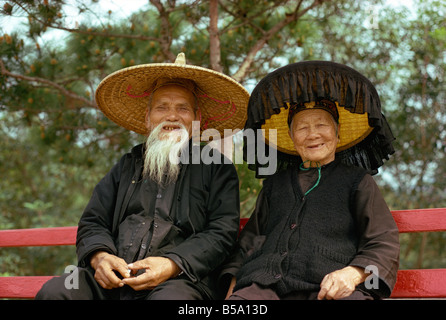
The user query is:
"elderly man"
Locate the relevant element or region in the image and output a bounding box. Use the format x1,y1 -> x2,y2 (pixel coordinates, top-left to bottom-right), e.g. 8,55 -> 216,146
223,61 -> 400,300
36,53 -> 249,300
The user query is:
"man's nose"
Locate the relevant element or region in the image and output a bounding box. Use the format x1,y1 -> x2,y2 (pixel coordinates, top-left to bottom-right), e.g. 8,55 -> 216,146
165,108 -> 180,121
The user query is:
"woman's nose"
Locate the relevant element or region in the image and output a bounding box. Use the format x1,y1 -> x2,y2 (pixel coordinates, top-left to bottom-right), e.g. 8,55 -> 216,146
306,126 -> 321,139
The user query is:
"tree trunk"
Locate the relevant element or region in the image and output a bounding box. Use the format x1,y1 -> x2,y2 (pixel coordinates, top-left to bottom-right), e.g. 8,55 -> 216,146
209,0 -> 223,72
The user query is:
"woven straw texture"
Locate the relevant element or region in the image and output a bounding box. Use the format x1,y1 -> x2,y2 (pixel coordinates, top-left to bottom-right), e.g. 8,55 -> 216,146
95,54 -> 250,138
244,60 -> 395,176
262,102 -> 373,155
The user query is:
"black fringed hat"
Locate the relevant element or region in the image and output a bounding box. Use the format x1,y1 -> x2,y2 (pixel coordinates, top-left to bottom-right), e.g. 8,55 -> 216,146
244,60 -> 395,176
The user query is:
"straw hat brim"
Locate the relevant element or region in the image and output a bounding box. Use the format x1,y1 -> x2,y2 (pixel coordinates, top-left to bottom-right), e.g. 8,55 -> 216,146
95,55 -> 250,137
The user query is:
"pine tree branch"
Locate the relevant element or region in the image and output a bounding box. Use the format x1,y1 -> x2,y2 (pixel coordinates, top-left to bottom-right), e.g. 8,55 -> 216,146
13,1 -> 159,42
150,0 -> 176,62
232,0 -> 330,82
0,59 -> 96,109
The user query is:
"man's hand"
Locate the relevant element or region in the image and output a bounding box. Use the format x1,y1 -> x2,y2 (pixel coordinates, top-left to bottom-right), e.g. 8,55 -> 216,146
122,256 -> 181,291
317,266 -> 367,300
90,251 -> 131,289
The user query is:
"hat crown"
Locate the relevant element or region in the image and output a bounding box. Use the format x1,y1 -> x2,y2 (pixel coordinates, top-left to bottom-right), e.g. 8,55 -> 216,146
175,53 -> 186,65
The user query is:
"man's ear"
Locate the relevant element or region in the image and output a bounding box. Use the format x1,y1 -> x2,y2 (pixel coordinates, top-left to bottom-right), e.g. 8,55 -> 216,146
195,107 -> 201,122
145,108 -> 150,130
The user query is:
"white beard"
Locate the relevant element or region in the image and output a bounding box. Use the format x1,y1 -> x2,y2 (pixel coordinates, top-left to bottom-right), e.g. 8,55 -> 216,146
143,122 -> 189,186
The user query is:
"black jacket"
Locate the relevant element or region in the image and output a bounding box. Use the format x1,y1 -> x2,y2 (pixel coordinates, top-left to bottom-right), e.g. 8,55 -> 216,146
227,159 -> 399,298
76,143 -> 240,291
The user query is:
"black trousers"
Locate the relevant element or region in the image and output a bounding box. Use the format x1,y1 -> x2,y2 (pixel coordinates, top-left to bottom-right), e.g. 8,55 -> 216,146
228,283 -> 374,300
35,267 -> 212,300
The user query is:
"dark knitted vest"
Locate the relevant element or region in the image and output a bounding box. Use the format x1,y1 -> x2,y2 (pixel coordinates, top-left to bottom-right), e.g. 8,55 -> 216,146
234,159 -> 367,296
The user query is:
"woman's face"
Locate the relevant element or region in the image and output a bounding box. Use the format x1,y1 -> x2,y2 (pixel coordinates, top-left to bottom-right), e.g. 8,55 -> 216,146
289,109 -> 339,167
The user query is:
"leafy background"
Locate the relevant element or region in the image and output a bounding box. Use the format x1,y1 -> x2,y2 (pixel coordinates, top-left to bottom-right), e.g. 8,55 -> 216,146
1,0 -> 445,278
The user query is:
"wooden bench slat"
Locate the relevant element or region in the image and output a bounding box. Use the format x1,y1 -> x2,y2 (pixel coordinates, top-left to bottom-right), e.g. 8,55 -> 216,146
1,208 -> 446,299
0,276 -> 56,299
3,270 -> 445,299
0,226 -> 77,247
391,269 -> 446,298
392,208 -> 446,233
1,209 -> 444,248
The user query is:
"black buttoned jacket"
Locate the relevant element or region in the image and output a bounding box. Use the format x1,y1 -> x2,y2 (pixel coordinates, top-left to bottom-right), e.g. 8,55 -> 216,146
76,142 -> 240,295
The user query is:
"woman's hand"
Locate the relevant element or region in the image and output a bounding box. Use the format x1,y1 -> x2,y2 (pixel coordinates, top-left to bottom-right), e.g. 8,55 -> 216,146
317,266 -> 367,300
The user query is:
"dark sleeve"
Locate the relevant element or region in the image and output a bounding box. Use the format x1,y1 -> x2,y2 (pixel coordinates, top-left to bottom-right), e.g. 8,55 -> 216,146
349,174 -> 400,298
218,183 -> 270,282
163,162 -> 241,283
76,158 -> 124,267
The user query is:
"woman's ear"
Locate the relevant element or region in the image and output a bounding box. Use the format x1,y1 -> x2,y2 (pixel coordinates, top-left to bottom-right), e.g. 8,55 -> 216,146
288,117 -> 294,141
337,123 -> 341,142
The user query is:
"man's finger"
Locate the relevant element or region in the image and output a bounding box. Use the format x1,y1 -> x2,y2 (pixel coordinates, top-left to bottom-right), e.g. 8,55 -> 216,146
122,270 -> 155,291
114,264 -> 131,279
94,257 -> 129,289
94,269 -> 122,289
127,260 -> 148,271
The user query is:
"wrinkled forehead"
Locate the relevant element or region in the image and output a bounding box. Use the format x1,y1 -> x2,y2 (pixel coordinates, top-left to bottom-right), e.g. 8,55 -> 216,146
152,84 -> 195,100
149,84 -> 197,111
291,108 -> 338,127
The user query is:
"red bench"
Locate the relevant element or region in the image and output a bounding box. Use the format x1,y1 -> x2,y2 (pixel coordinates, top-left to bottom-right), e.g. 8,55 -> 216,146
1,208 -> 446,299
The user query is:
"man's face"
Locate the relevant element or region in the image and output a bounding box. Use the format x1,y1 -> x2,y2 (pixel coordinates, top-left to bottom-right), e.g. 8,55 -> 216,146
145,84 -> 197,139
289,109 -> 339,167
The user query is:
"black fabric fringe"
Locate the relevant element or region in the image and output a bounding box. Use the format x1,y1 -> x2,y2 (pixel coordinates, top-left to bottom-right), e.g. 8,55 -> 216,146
243,61 -> 395,177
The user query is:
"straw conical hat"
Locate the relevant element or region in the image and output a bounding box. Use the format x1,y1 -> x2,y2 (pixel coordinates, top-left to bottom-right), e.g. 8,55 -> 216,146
95,53 -> 250,138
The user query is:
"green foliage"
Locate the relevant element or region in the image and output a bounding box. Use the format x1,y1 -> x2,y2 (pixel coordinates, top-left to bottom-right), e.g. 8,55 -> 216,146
236,162 -> 263,218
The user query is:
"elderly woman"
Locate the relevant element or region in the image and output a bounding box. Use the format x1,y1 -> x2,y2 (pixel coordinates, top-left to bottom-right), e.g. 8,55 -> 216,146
223,61 -> 400,300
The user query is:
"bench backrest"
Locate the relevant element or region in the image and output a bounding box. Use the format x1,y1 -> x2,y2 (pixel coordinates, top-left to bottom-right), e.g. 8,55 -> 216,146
385,208 -> 446,298
1,208 -> 445,299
